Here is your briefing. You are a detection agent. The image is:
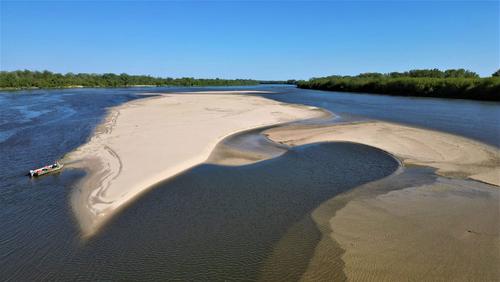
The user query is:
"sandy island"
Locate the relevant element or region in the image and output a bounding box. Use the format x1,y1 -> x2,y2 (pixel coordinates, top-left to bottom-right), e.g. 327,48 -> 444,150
66,91 -> 326,236
65,90 -> 499,280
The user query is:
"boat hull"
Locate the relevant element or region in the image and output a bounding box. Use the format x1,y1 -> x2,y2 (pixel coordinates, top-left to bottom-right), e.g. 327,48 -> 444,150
30,163 -> 64,177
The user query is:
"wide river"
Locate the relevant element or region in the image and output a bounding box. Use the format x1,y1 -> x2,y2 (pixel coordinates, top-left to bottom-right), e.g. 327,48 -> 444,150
0,85 -> 498,280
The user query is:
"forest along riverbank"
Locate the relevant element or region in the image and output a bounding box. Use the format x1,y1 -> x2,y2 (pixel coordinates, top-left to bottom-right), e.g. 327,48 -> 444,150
65,91 -> 327,237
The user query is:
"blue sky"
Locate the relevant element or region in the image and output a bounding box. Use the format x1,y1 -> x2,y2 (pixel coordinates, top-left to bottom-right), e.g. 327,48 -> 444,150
1,1 -> 498,79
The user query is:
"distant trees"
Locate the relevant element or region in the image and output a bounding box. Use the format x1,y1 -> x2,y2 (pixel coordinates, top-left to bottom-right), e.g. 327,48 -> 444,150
258,79 -> 297,85
0,70 -> 259,89
384,69 -> 479,78
297,69 -> 499,101
443,69 -> 479,78
493,69 -> 500,77
358,72 -> 384,78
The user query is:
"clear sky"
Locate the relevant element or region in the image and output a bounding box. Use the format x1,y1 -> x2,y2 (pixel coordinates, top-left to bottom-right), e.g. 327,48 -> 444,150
1,1 -> 498,80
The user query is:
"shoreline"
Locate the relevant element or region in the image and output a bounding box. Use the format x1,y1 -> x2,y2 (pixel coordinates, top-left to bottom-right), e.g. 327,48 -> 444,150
0,84 -> 262,92
65,91 -> 327,237
61,90 -> 499,279
294,166 -> 500,281
65,91 -> 499,238
264,121 -> 500,187
263,120 -> 499,281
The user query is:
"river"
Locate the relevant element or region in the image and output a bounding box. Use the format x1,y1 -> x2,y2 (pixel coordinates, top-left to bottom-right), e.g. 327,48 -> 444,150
0,86 -> 498,280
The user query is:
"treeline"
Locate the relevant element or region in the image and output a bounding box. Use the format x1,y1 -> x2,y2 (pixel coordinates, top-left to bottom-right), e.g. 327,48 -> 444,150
297,69 -> 500,101
259,79 -> 297,85
0,70 -> 259,89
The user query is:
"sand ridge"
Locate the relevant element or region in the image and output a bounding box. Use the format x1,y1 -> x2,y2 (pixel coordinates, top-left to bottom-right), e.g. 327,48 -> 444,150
265,121 -> 500,187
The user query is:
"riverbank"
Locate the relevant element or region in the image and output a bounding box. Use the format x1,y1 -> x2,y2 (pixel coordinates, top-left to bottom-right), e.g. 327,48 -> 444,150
297,75 -> 500,101
0,85 -> 155,91
0,70 -> 259,90
65,91 -> 326,236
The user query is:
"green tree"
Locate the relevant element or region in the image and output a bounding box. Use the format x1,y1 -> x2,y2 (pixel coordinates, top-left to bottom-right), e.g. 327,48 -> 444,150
297,69 -> 499,101
0,70 -> 259,89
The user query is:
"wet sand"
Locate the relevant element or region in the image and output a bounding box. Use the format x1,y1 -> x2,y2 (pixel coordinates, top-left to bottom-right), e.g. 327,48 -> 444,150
298,174 -> 500,281
265,121 -> 500,281
66,91 -> 326,236
64,89 -> 499,280
329,178 -> 499,281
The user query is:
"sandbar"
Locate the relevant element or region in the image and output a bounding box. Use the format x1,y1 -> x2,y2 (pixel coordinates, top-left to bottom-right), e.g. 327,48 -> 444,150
265,121 -> 499,281
265,121 -> 500,186
66,92 -> 326,236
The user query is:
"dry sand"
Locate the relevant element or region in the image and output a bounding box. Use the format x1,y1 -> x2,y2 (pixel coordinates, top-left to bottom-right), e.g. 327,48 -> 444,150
265,121 -> 500,186
66,92 -> 325,236
65,90 -> 499,279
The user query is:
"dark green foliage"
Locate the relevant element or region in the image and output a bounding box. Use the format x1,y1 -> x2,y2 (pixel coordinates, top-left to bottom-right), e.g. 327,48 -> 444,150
297,69 -> 499,101
0,70 -> 258,89
389,68 -> 479,78
493,69 -> 500,77
259,80 -> 297,84
358,72 -> 384,78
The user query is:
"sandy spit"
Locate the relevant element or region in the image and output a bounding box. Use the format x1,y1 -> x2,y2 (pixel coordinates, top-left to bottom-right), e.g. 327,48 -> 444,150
265,121 -> 500,187
65,92 -> 326,236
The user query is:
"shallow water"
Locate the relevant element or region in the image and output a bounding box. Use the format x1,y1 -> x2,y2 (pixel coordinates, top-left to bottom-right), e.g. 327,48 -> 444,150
1,85 -> 498,280
1,143 -> 398,280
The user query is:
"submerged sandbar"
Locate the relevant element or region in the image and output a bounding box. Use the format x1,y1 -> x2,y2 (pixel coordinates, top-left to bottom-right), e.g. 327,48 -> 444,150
264,120 -> 499,281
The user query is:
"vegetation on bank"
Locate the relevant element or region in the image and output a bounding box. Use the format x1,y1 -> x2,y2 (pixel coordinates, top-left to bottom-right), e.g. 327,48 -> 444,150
0,70 -> 258,90
297,69 -> 500,101
259,80 -> 297,85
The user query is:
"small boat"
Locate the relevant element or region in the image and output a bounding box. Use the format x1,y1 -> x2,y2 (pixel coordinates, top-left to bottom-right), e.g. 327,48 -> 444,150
29,162 -> 63,177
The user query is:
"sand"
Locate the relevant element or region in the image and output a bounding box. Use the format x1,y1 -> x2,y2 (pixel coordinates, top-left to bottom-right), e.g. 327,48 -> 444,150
265,121 -> 500,186
65,90 -> 499,279
265,121 -> 500,281
300,176 -> 500,281
66,92 -> 326,236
